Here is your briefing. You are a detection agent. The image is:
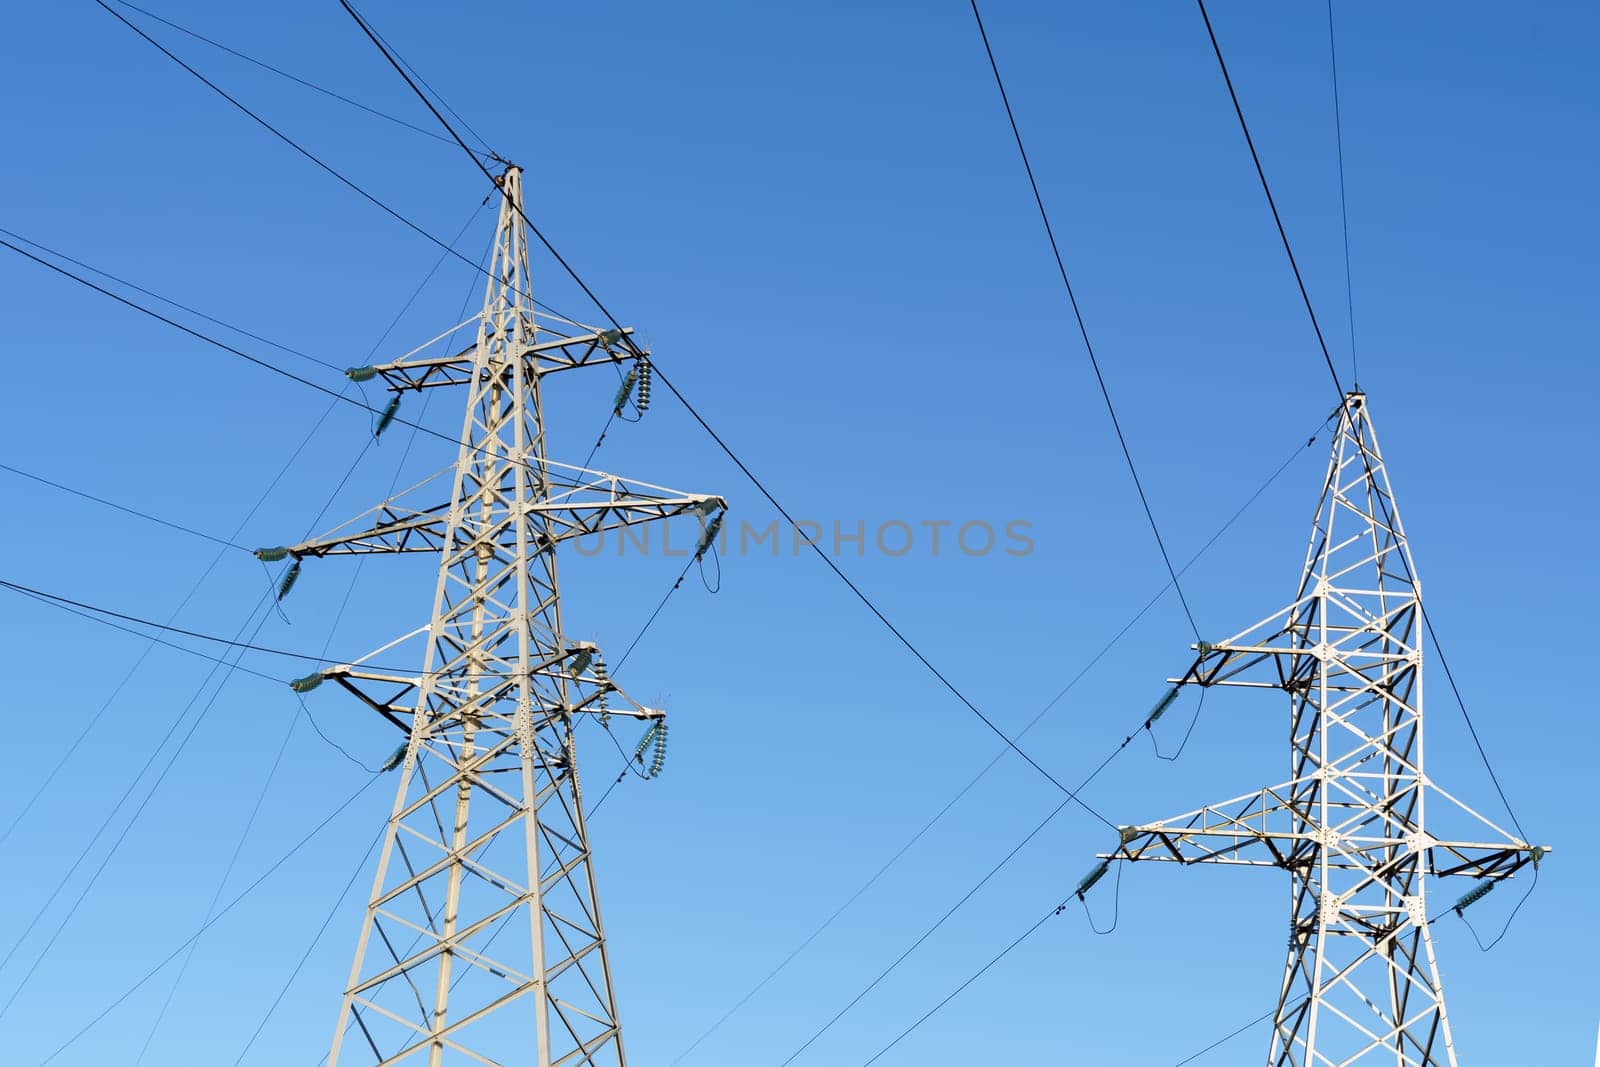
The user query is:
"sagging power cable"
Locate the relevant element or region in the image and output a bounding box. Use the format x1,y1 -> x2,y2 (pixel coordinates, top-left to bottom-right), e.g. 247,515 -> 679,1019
1195,0 -> 1531,843
333,0 -> 1123,826
106,0 -> 493,157
969,0 -> 1202,644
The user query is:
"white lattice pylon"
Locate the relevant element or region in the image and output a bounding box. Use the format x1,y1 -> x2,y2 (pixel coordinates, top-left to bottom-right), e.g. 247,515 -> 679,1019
286,166 -> 723,1067
1101,393 -> 1547,1067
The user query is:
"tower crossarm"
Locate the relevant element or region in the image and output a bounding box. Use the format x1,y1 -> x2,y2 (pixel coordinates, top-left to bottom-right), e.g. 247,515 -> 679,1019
307,640 -> 666,736
351,325 -> 642,393
1100,778 -> 1546,881
1083,394 -> 1553,1067
284,484 -> 725,559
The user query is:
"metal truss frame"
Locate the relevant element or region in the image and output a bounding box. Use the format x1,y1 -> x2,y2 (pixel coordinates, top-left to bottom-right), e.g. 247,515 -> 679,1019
1099,393 -> 1547,1067
299,166 -> 722,1067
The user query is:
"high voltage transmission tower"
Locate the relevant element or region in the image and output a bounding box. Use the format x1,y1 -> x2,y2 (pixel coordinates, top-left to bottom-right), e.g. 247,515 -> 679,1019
1088,392 -> 1548,1066
275,165 -> 724,1066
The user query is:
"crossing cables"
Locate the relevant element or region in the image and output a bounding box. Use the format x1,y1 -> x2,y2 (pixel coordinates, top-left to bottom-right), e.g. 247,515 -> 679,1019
333,0 -> 1121,829
1193,0 -> 1531,844
968,0 -> 1202,645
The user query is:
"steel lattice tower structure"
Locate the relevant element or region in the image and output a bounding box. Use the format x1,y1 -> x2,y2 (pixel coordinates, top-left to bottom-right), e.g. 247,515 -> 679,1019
284,166 -> 723,1066
1098,393 -> 1547,1066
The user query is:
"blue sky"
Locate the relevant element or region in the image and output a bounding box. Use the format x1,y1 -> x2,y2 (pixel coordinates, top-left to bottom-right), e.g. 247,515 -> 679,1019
0,1 -> 1595,1064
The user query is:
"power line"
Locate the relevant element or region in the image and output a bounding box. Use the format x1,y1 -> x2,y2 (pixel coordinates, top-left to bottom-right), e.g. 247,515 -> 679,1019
333,1 -> 634,348
1,581 -> 282,684
777,729 -> 1136,1066
0,233 -> 370,407
132,680 -> 307,1065
0,225 -> 341,374
968,0 -> 1202,644
0,460 -> 247,551
0,233 -> 507,474
229,824 -> 387,1064
0,434 -> 384,1014
33,773 -> 386,1066
339,0 -> 495,154
0,578 -> 400,672
857,897 -> 1063,1067
88,0 -> 541,316
106,0 -> 493,157
857,900 -> 1301,1067
336,0 -> 1117,827
0,592 -> 277,1020
0,387 -> 348,848
1194,0 -> 1347,396
1326,0 -> 1359,387
1171,1004 -> 1286,1065
107,0 -> 1088,834
668,420 -> 1327,1065
13,410 -> 383,1034
0,229 -> 603,487
1194,0 -> 1529,841
583,556 -> 702,812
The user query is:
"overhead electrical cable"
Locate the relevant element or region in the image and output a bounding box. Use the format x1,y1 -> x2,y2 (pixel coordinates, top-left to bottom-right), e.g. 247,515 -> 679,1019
136,0 -> 1104,827
667,420 -> 1327,1064
106,0 -> 493,156
1325,0 -> 1359,387
0,413 -> 384,1017
2,234 -> 373,408
968,0 -> 1201,644
33,773 -> 387,1066
856,893 -> 1305,1067
338,0 -> 495,154
775,721 -> 1144,1066
1194,0 -> 1530,842
129,356 -> 432,1056
1193,0 -> 1347,396
0,461 -> 247,551
0,234 -> 509,471
0,387 -> 348,847
0,224 -> 342,374
131,686 -> 308,1066
857,896 -> 1066,1067
88,0 -> 564,321
0,578 -> 407,672
105,0 -> 1091,832
0,592 -> 278,1019
230,825 -> 387,1064
0,583 -> 282,684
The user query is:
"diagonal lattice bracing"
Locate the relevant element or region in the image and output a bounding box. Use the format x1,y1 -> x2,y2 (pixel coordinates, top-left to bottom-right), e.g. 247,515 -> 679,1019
1097,393 -> 1547,1067
287,166 -> 724,1067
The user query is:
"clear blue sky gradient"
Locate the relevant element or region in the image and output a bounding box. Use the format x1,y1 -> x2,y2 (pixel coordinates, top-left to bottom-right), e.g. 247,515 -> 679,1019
0,2 -> 1595,1064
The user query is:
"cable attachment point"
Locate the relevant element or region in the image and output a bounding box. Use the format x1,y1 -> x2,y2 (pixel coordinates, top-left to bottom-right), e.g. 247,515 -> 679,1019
1075,859 -> 1111,900
1452,880 -> 1495,916
594,652 -> 611,729
374,394 -> 401,438
289,671 -> 325,694
1144,685 -> 1180,729
346,365 -> 380,383
635,356 -> 651,413
634,718 -> 668,779
695,513 -> 724,563
276,559 -> 303,601
612,366 -> 638,416
254,546 -> 291,562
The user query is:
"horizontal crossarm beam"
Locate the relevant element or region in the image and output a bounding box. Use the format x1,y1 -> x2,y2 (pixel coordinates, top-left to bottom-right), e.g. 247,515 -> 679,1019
357,327 -> 640,392
287,493 -> 725,559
